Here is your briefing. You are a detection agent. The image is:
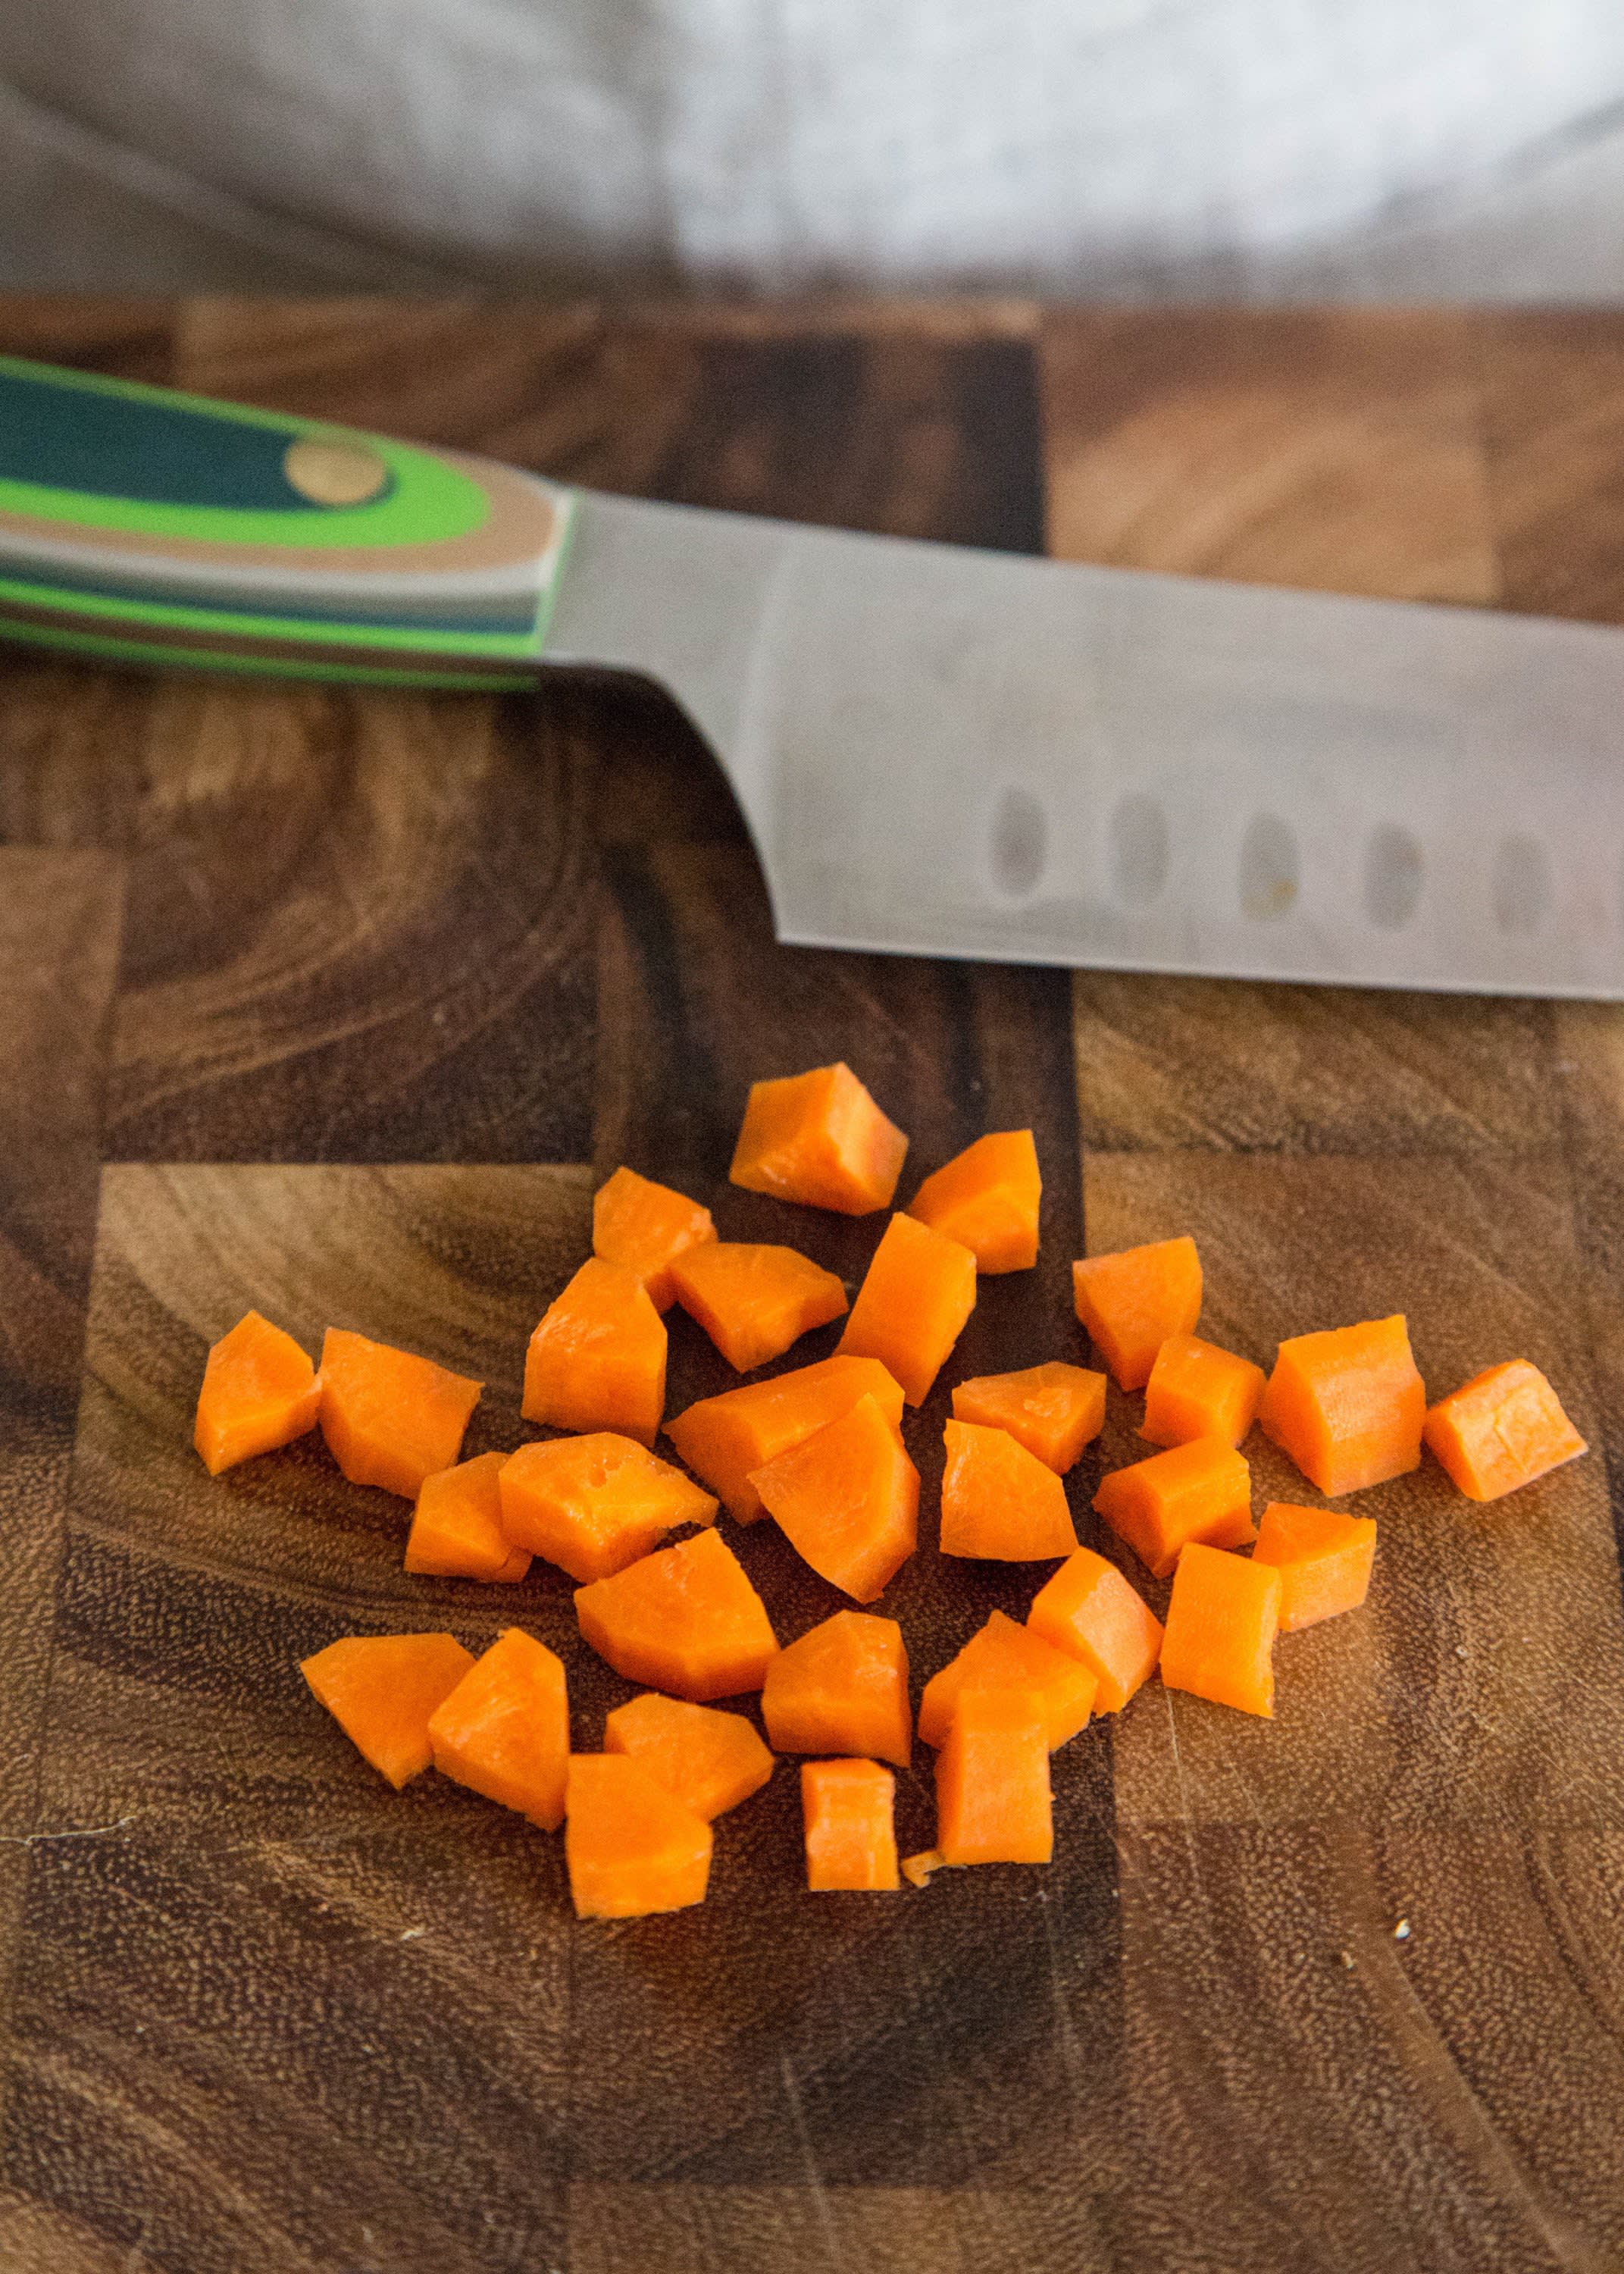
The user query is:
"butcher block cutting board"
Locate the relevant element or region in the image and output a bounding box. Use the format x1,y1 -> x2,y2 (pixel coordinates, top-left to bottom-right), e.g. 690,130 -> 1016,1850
2,297 -> 1624,2274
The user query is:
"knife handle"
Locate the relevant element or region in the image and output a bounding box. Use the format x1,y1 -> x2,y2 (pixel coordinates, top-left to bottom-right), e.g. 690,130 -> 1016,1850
0,356 -> 574,688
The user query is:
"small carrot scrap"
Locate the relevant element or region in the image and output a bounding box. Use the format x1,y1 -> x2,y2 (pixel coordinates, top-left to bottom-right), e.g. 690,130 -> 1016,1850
1422,1359 -> 1587,1502
670,1242 -> 848,1373
427,1627 -> 570,1829
565,1754 -> 712,1918
906,1130 -> 1041,1273
1026,1547 -> 1163,1712
837,1211 -> 977,1406
1260,1314 -> 1425,1496
1158,1542 -> 1281,1718
939,1418 -> 1078,1561
801,1759 -> 900,1891
749,1392 -> 919,1602
499,1434 -> 717,1583
918,1611 -> 1096,1750
405,1452 -> 531,1583
1092,1439 -> 1254,1580
950,1361 -> 1105,1475
523,1258 -> 666,1446
300,1633 -> 476,1790
666,1355 -> 906,1523
1141,1333 -> 1266,1450
730,1062 -> 908,1216
901,1848 -> 942,1889
603,1694 -> 774,1821
762,1610 -> 912,1767
574,1526 -> 778,1700
319,1330 -> 483,1499
1072,1236 -> 1202,1391
1251,1502 -> 1376,1632
935,1690 -> 1053,1865
194,1310 -> 321,1476
592,1166 -> 716,1311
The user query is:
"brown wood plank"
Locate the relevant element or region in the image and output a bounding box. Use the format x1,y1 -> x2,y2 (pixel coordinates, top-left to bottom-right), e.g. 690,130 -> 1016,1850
1478,310 -> 1624,625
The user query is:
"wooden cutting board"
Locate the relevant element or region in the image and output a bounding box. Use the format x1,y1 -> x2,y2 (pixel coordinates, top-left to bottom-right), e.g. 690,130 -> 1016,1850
2,297 -> 1622,2274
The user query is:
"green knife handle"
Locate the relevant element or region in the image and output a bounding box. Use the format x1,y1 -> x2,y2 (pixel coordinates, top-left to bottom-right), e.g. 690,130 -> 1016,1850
0,357 -> 574,689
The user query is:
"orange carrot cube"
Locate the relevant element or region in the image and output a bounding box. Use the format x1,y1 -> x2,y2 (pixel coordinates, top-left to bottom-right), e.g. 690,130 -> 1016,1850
499,1433 -> 716,1583
565,1754 -> 712,1918
1251,1502 -> 1376,1631
1422,1359 -> 1587,1502
193,1310 -> 322,1475
1141,1333 -> 1266,1450
592,1166 -> 716,1311
938,1419 -> 1078,1561
730,1062 -> 908,1216
906,1129 -> 1041,1273
1260,1314 -> 1424,1496
1072,1236 -> 1202,1390
837,1211 -> 977,1405
669,1242 -> 847,1373
427,1627 -> 570,1829
801,1759 -> 900,1890
749,1392 -> 919,1602
574,1526 -> 778,1700
762,1609 -> 912,1767
523,1258 -> 666,1446
935,1691 -> 1053,1865
603,1694 -> 774,1821
1027,1547 -> 1164,1712
319,1330 -> 483,1499
918,1611 -> 1096,1749
1158,1543 -> 1281,1718
300,1633 -> 476,1790
405,1452 -> 531,1583
666,1355 -> 906,1522
1093,1439 -> 1253,1580
950,1361 -> 1105,1474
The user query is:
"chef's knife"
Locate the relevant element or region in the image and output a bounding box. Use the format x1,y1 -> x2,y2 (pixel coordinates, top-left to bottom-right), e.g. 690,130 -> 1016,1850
2,351 -> 1620,998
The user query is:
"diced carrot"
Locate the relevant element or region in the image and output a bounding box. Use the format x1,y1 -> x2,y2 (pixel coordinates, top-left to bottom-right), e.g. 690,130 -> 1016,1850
666,1356 -> 906,1523
1092,1439 -> 1254,1580
1260,1314 -> 1424,1496
1027,1547 -> 1163,1712
1072,1236 -> 1202,1391
319,1330 -> 483,1500
427,1627 -> 570,1829
1141,1334 -> 1266,1450
906,1130 -> 1041,1273
938,1418 -> 1078,1561
499,1434 -> 717,1583
918,1610 -> 1095,1750
901,1848 -> 943,1888
592,1166 -> 716,1311
603,1694 -> 774,1821
950,1361 -> 1105,1475
749,1392 -> 919,1603
523,1258 -> 666,1446
1158,1543 -> 1281,1718
670,1242 -> 848,1373
730,1062 -> 909,1216
1422,1359 -> 1588,1502
1251,1502 -> 1377,1632
801,1759 -> 900,1891
935,1690 -> 1053,1865
565,1754 -> 712,1918
574,1527 -> 778,1700
837,1212 -> 977,1406
405,1452 -> 531,1583
299,1633 -> 476,1790
194,1310 -> 322,1476
762,1610 -> 912,1767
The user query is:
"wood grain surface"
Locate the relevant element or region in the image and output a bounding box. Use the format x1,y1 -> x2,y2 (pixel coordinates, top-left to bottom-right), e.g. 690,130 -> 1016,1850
1,298 -> 1622,2271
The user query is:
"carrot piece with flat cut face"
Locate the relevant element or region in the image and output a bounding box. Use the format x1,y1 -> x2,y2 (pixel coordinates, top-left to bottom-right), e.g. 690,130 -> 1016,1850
604,1694 -> 774,1821
1260,1314 -> 1424,1496
730,1062 -> 909,1216
1093,1439 -> 1254,1580
592,1166 -> 716,1311
427,1627 -> 570,1829
1027,1547 -> 1163,1712
1072,1236 -> 1202,1391
574,1526 -> 778,1700
762,1610 -> 912,1767
802,1759 -> 900,1891
1422,1359 -> 1587,1502
1141,1333 -> 1266,1450
1159,1543 -> 1281,1718
319,1330 -> 483,1499
405,1451 -> 531,1583
300,1633 -> 477,1790
918,1610 -> 1096,1749
837,1212 -> 977,1406
669,1242 -> 848,1373
523,1258 -> 666,1446
939,1418 -> 1078,1561
750,1392 -> 919,1603
194,1309 -> 322,1476
935,1690 -> 1053,1865
1251,1502 -> 1376,1632
565,1754 -> 712,1918
499,1433 -> 716,1583
950,1361 -> 1104,1475
906,1129 -> 1041,1273
666,1355 -> 906,1522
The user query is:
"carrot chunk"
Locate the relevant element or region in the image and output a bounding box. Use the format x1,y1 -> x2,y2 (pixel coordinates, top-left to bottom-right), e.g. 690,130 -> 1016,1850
935,1691 -> 1053,1865
1027,1547 -> 1164,1712
1141,1334 -> 1266,1450
837,1212 -> 977,1406
300,1633 -> 476,1790
592,1166 -> 716,1311
906,1130 -> 1041,1273
565,1754 -> 712,1918
1251,1502 -> 1377,1631
319,1330 -> 483,1499
194,1309 -> 322,1476
1422,1359 -> 1587,1502
730,1062 -> 908,1216
762,1610 -> 912,1767
1260,1314 -> 1424,1496
499,1433 -> 717,1583
939,1419 -> 1078,1561
918,1610 -> 1096,1750
405,1451 -> 531,1583
523,1258 -> 666,1446
427,1627 -> 570,1829
1092,1439 -> 1254,1580
749,1392 -> 919,1603
1159,1543 -> 1281,1718
670,1242 -> 848,1373
574,1526 -> 778,1700
603,1694 -> 774,1821
667,1355 -> 906,1523
802,1759 -> 900,1891
950,1361 -> 1105,1475
1072,1236 -> 1202,1390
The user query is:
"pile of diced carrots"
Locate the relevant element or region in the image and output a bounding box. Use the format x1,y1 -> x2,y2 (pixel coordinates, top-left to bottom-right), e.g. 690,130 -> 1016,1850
195,1062 -> 1588,1919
